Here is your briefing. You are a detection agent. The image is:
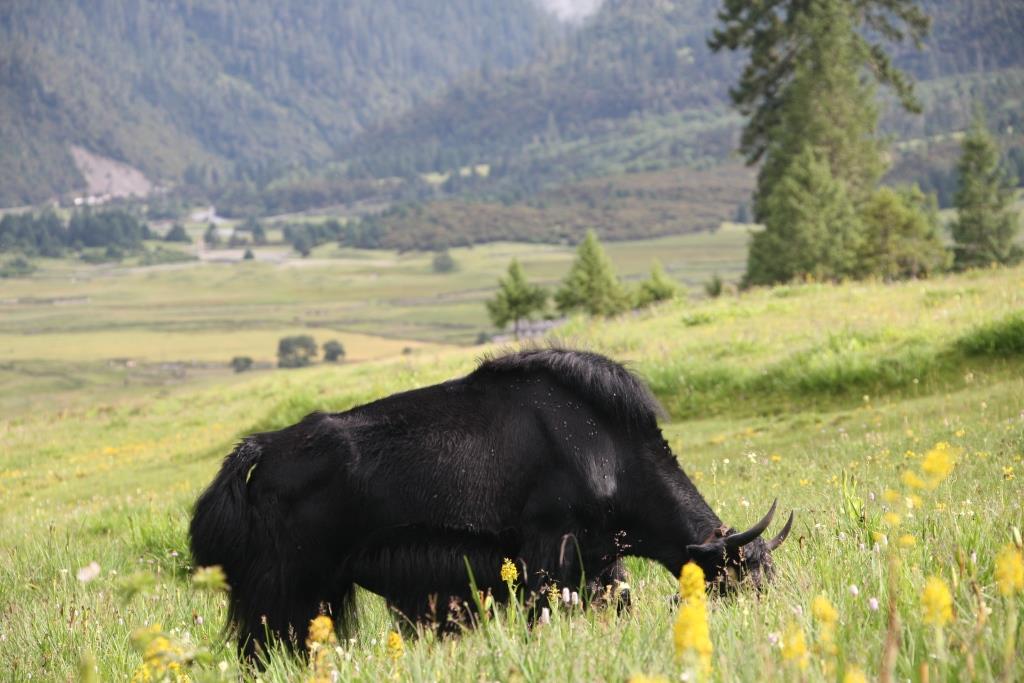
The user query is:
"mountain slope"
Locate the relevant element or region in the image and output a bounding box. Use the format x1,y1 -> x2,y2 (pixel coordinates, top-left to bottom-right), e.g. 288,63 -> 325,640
0,0 -> 559,206
347,0 -> 1024,183
346,0 -> 738,179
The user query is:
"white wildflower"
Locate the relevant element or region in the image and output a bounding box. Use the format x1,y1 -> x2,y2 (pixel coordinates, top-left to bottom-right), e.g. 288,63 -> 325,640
76,562 -> 101,583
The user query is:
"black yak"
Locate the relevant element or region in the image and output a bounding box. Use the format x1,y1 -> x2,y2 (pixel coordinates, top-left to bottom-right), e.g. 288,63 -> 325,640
190,348 -> 792,658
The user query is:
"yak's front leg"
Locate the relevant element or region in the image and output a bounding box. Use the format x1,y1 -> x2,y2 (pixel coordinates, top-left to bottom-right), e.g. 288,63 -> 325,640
586,558 -> 631,612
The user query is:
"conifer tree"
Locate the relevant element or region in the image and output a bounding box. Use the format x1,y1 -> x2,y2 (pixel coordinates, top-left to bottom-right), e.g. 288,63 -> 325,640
555,230 -> 628,316
751,1 -> 886,218
710,0 -> 928,167
858,186 -> 950,280
951,112 -> 1022,269
203,223 -> 220,248
712,0 -> 931,285
745,146 -> 863,285
486,259 -> 547,339
635,260 -> 678,308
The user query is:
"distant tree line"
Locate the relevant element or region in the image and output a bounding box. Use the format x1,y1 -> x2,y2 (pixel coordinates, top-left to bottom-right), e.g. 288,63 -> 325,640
282,219 -> 344,257
332,165 -> 750,252
0,209 -> 152,257
486,230 -> 678,338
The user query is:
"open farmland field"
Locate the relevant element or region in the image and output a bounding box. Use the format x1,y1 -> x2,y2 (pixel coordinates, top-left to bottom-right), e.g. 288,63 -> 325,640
0,229 -> 751,416
0,265 -> 1021,681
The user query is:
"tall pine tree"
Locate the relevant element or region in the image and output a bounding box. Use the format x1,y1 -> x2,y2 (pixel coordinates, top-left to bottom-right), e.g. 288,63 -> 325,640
951,111 -> 1022,269
752,1 -> 886,218
486,259 -> 547,339
712,0 -> 930,285
555,230 -> 629,316
745,146 -> 864,284
710,0 -> 928,166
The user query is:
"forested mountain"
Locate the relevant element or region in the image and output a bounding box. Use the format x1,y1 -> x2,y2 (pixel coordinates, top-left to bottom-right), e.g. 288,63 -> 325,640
2,0 -> 1022,220
893,0 -> 1024,78
346,0 -> 740,180
0,0 -> 559,206
348,0 -> 1024,184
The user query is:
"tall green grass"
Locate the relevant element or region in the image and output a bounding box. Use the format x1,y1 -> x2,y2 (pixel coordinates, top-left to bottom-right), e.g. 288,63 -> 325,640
957,311 -> 1024,356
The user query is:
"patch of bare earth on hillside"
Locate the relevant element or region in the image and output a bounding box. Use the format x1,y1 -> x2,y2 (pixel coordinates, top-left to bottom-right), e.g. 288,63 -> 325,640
70,145 -> 152,199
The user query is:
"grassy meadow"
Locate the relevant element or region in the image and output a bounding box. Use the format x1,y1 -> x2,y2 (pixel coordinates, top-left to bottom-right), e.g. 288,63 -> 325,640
1,262 -> 1021,681
0,228 -> 750,417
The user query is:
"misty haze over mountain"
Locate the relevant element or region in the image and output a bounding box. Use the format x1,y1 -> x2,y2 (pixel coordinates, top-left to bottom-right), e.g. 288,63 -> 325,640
539,0 -> 603,21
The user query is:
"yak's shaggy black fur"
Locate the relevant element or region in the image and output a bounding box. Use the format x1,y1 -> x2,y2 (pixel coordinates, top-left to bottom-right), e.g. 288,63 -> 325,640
190,348 -> 790,658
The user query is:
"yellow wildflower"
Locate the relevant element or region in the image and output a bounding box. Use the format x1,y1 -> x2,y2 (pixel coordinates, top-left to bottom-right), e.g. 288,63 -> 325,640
130,625 -> 189,683
898,534 -> 916,549
1004,466 -> 1015,481
307,615 -> 336,647
627,675 -> 670,683
500,557 -> 518,583
812,594 -> 839,662
386,630 -> 405,660
883,512 -> 901,527
843,666 -> 869,683
770,454 -> 782,463
901,471 -> 926,489
679,561 -> 705,603
920,576 -> 953,626
781,622 -> 809,670
674,562 -> 712,675
811,595 -> 838,625
673,601 -> 713,675
921,442 -> 955,487
994,544 -> 1024,597
882,489 -> 900,503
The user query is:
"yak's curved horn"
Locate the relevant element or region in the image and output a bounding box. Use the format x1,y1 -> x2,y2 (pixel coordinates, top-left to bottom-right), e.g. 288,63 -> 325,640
725,499 -> 777,549
765,511 -> 794,551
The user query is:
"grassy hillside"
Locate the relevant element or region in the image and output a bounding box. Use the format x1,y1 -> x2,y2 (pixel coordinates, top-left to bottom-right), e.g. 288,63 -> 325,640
0,265 -> 1021,680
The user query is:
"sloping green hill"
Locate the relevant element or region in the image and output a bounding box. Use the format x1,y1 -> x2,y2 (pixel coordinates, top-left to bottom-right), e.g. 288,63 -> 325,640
0,266 -> 1021,679
0,0 -> 558,206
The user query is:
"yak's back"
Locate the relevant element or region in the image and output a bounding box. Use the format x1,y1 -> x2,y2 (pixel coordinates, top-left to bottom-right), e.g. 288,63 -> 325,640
470,348 -> 663,430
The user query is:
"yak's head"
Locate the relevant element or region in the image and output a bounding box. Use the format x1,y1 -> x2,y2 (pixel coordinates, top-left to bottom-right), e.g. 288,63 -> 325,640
686,500 -> 793,593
